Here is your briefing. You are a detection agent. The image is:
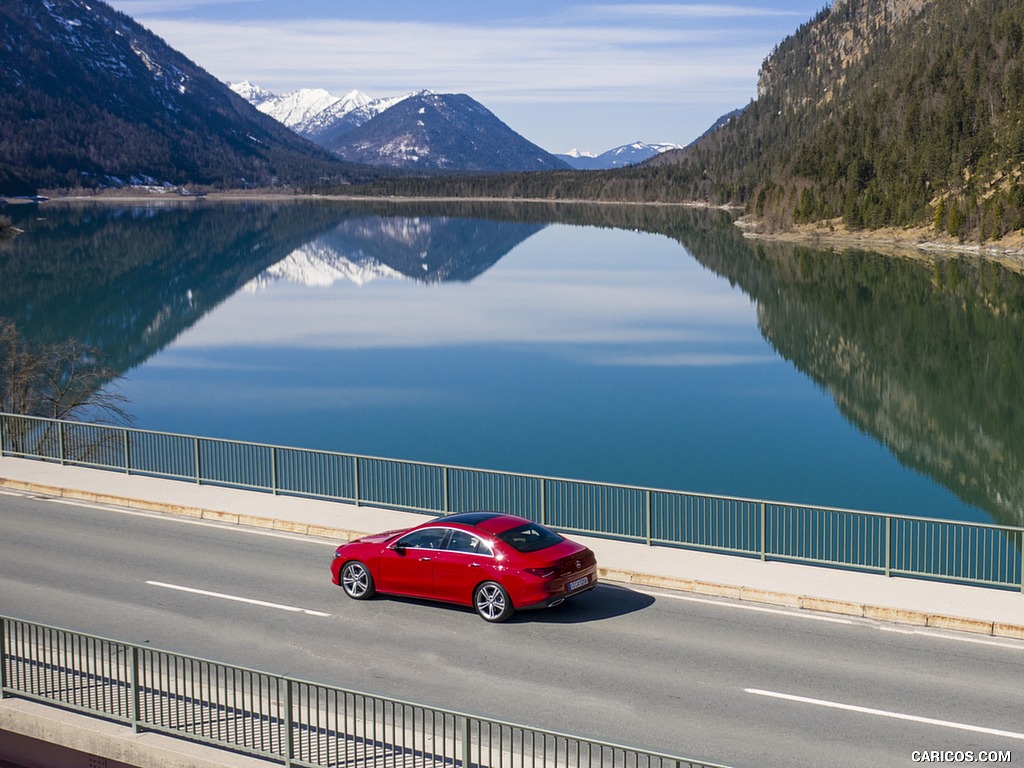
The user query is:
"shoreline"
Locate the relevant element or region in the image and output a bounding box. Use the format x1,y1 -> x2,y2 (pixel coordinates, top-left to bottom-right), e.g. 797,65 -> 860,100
736,216 -> 1024,272
33,189 -> 1024,266
40,189 -> 740,210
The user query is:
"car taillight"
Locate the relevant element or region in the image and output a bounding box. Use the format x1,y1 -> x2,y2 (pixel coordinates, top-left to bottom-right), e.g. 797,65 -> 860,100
524,567 -> 556,579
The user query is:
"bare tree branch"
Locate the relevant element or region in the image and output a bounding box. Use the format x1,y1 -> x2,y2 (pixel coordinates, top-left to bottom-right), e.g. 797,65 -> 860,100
0,318 -> 133,425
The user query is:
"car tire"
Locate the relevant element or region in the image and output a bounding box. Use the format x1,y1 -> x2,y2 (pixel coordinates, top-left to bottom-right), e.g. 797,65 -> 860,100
340,560 -> 375,600
473,581 -> 514,623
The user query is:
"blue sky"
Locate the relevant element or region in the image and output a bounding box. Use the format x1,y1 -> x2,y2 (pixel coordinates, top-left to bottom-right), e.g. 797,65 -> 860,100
105,0 -> 829,154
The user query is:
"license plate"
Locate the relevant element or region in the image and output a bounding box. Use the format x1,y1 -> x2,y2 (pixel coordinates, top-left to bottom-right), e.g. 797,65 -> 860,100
567,576 -> 589,591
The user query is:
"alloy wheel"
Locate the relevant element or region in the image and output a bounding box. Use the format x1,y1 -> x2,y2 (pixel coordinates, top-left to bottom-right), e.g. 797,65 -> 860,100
341,561 -> 374,599
474,582 -> 512,622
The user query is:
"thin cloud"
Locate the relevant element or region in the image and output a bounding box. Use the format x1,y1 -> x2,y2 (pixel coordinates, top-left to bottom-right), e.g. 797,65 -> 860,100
590,352 -> 778,367
109,0 -> 810,147
588,3 -> 806,18
111,0 -> 258,12
144,17 -> 764,103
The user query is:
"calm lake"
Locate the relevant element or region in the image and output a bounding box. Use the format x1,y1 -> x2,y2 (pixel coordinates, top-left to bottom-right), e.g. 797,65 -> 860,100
4,199 -> 1022,528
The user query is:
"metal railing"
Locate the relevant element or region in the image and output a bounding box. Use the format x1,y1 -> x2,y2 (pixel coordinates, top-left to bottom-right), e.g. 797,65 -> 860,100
0,615 -> 722,768
1,413 -> 1022,591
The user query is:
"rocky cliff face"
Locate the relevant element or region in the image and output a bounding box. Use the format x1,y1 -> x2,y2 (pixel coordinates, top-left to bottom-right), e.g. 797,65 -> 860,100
757,0 -> 932,106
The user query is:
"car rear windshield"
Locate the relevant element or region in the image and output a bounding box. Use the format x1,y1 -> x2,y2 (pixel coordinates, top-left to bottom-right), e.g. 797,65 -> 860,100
496,523 -> 564,553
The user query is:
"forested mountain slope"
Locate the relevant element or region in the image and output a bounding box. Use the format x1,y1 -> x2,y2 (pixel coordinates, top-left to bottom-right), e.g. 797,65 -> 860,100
0,0 -> 360,192
650,0 -> 1024,240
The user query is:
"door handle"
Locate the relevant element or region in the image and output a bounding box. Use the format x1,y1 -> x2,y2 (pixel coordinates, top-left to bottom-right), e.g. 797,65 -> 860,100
418,556 -> 432,562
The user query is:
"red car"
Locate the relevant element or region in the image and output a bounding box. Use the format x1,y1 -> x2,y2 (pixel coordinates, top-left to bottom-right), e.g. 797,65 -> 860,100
330,511 -> 598,622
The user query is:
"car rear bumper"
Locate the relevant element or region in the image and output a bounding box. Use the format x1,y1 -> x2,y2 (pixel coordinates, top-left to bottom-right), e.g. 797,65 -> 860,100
518,575 -> 599,611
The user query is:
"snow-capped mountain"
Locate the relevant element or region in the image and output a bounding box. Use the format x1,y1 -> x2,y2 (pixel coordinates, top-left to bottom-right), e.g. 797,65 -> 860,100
556,142 -> 684,170
256,87 -> 363,136
229,82 -> 412,141
229,80 -> 275,105
326,92 -> 571,172
563,149 -> 596,160
232,82 -> 569,173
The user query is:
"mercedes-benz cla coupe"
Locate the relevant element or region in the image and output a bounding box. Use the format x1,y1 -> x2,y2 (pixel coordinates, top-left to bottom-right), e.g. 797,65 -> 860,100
330,511 -> 598,622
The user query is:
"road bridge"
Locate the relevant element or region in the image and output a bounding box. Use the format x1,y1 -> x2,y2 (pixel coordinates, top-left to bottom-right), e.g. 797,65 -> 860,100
1,457 -> 1023,768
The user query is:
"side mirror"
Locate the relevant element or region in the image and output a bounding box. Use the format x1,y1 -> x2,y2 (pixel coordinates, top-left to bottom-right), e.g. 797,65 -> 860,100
393,543 -> 407,555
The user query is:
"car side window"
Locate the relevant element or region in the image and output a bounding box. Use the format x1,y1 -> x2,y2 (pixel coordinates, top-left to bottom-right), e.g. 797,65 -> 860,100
447,530 -> 492,556
396,528 -> 449,550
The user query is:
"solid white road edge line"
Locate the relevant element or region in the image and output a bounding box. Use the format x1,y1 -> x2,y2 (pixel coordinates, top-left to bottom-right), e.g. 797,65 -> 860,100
627,585 -> 1024,650
146,580 -> 331,617
876,623 -> 1024,650
42,495 -> 337,545
628,587 -> 855,624
745,688 -> 1024,740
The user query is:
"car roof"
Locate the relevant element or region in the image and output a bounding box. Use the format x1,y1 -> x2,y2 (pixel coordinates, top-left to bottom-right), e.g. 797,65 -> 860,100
436,511 -> 529,534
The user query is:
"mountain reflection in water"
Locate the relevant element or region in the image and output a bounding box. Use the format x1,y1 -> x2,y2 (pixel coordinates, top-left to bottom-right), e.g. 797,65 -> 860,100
3,199 -> 1023,528
246,213 -> 544,290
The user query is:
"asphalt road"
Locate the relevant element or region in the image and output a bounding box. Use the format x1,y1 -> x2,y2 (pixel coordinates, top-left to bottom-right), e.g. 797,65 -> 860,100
1,489 -> 1021,768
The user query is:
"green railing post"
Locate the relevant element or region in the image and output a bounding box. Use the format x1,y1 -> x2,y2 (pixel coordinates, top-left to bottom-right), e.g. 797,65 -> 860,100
123,429 -> 131,475
284,678 -> 295,768
129,645 -> 141,733
0,617 -> 7,699
194,437 -> 202,485
760,502 -> 767,561
645,490 -> 652,547
0,414 -> 5,458
58,420 -> 66,465
885,516 -> 892,578
353,456 -> 361,507
271,446 -> 278,495
443,466 -> 450,514
540,479 -> 547,526
459,715 -> 471,768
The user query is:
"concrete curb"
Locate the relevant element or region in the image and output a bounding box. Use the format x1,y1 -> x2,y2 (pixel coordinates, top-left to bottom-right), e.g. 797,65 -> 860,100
0,477 -> 372,543
0,698 -> 267,768
600,569 -> 1024,640
6,476 -> 1024,641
